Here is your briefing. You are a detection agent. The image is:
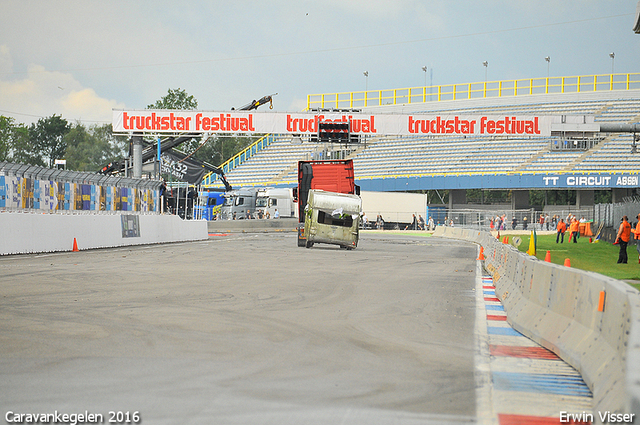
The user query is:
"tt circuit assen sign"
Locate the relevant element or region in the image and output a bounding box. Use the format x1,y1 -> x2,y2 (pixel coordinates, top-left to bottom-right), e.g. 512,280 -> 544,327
542,174 -> 640,188
112,110 -> 555,137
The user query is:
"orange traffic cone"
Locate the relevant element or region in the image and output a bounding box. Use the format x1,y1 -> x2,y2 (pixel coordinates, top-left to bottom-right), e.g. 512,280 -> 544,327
72,238 -> 79,252
545,250 -> 551,262
564,258 -> 571,267
477,246 -> 485,261
496,231 -> 501,240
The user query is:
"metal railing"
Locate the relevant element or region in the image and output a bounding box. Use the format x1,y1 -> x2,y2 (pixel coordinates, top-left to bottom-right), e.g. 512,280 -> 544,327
201,134 -> 274,186
307,73 -> 640,110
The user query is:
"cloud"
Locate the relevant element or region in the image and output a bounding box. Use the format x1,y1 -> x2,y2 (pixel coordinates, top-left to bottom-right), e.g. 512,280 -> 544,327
0,46 -> 125,125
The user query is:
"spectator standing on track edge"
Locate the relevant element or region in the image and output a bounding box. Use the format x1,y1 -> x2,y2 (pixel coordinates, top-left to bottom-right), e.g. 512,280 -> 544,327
570,218 -> 580,243
556,219 -> 567,243
616,216 -> 632,264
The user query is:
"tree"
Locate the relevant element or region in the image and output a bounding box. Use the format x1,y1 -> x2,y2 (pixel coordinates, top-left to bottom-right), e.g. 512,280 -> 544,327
147,88 -> 198,110
0,116 -> 14,162
63,123 -> 129,172
30,115 -> 70,168
0,115 -> 45,166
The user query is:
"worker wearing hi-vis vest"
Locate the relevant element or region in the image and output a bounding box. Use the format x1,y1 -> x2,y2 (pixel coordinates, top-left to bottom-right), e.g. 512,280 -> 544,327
556,219 -> 567,244
633,213 -> 640,263
569,218 -> 580,243
616,215 -> 632,264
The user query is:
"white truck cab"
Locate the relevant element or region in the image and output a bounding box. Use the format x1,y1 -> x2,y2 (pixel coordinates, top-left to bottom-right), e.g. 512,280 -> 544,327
303,189 -> 361,249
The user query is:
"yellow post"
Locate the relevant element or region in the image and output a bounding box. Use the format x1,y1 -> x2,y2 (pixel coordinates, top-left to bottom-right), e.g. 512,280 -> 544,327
610,74 -> 614,91
577,76 -> 581,92
545,77 -> 549,94
483,81 -> 487,98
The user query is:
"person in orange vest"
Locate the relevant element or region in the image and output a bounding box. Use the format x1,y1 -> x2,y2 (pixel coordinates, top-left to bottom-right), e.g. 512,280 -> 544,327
556,218 -> 567,243
633,213 -> 640,264
569,218 -> 580,243
616,215 -> 632,264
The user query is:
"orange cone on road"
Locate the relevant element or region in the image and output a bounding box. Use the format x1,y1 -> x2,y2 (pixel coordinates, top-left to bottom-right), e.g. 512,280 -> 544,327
564,258 -> 571,267
545,251 -> 551,262
72,238 -> 79,252
477,246 -> 485,261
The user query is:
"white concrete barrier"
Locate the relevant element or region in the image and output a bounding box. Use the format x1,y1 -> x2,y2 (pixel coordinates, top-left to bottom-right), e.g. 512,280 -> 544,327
434,225 -> 640,421
0,211 -> 207,255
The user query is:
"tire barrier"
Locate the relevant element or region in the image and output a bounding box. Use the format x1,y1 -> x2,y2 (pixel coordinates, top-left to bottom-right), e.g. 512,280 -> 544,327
434,225 -> 640,420
0,162 -> 161,213
1,162 -> 207,254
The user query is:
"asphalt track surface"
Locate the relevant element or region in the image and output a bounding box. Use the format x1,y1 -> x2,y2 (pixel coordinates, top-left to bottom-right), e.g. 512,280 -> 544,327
0,233 -> 479,424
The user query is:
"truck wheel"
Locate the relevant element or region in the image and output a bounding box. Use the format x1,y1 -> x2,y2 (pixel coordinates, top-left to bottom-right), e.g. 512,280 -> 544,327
305,241 -> 314,248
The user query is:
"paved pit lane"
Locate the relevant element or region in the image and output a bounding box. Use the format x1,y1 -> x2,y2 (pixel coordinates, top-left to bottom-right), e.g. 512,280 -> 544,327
0,233 -> 478,424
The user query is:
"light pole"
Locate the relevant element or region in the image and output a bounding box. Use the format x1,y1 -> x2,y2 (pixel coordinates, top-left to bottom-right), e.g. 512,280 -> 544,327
609,52 -> 615,74
545,56 -> 550,78
363,71 -> 369,92
482,61 -> 488,82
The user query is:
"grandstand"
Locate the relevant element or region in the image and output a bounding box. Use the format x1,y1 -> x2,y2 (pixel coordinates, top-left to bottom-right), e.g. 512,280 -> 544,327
202,72 -> 640,208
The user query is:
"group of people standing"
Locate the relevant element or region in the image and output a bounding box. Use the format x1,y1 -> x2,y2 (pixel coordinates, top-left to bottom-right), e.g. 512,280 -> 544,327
555,214 -> 587,244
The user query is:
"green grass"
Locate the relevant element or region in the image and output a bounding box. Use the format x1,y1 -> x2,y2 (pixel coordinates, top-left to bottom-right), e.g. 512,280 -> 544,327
513,233 -> 640,288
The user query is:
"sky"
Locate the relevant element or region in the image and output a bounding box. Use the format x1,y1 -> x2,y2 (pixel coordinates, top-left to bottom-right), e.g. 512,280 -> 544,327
1,0 -> 639,126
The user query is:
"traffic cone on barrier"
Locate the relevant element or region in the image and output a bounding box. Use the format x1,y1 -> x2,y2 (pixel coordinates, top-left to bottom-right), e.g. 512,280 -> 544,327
564,258 -> 571,267
545,250 -> 551,262
477,246 -> 485,261
72,238 -> 79,252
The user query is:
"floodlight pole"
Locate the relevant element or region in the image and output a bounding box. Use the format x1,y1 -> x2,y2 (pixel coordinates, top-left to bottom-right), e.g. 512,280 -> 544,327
609,52 -> 615,74
545,56 -> 550,78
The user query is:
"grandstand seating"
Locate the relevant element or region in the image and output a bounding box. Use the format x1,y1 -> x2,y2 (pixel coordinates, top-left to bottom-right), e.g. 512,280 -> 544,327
208,90 -> 640,188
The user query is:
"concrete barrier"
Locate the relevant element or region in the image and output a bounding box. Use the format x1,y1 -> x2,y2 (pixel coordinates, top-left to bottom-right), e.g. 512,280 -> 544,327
434,225 -> 640,421
0,211 -> 207,255
207,217 -> 298,233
